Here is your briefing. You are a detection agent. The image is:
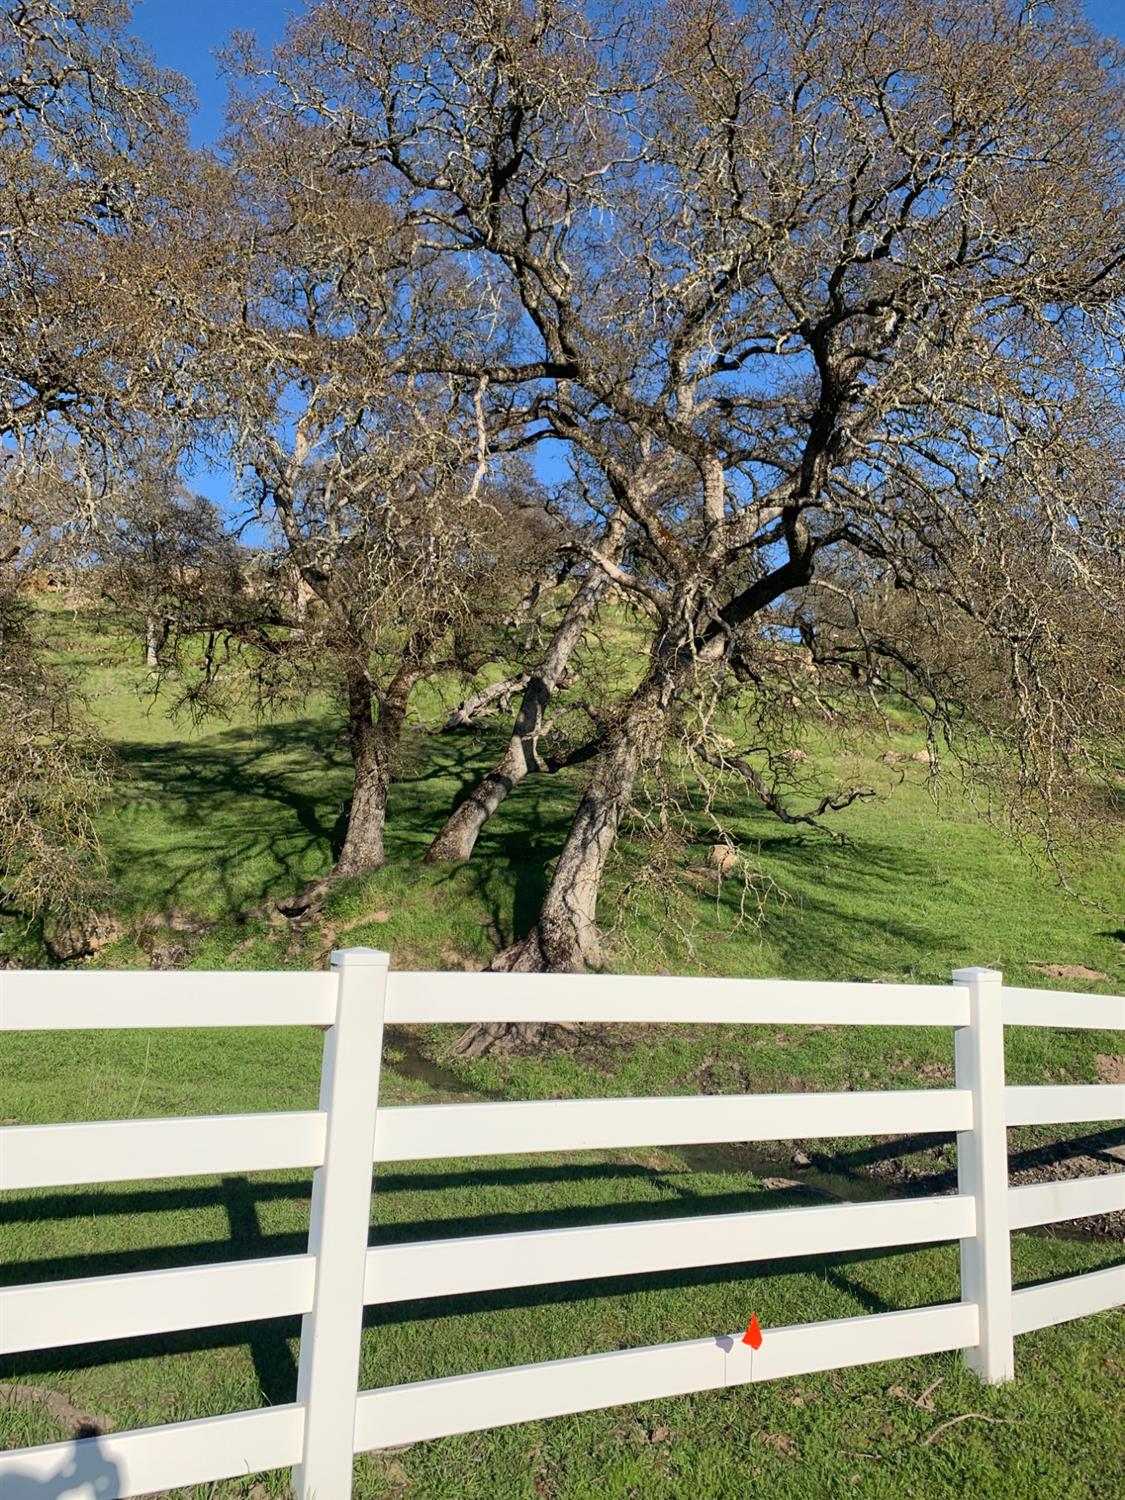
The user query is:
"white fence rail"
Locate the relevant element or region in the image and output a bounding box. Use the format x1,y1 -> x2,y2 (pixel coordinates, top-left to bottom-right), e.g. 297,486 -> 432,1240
1,955 -> 1122,1499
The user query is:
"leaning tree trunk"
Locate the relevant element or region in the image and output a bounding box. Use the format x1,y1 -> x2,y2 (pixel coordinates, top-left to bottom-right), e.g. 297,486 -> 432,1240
333,668 -> 411,879
497,687 -> 658,969
424,675 -> 554,862
426,529 -> 621,864
454,675 -> 670,1055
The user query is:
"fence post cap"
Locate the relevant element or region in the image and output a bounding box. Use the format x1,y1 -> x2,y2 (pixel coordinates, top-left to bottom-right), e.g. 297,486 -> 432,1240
330,947 -> 391,968
952,966 -> 1003,985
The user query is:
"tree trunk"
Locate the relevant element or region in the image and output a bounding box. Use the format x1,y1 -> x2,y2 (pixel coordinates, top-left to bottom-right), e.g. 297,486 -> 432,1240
426,549 -> 616,864
452,675 -> 668,1054
144,614 -> 166,669
501,674 -> 667,969
425,678 -> 553,862
333,668 -> 411,879
334,755 -> 389,877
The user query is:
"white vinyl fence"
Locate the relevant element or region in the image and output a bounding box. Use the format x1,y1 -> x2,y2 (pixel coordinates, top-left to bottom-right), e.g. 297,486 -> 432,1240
1,953 -> 1122,1499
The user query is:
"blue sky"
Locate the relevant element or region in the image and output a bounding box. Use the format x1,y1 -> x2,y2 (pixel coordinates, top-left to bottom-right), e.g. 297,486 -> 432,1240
131,1 -> 289,145
1088,0 -> 1124,37
134,0 -> 1123,148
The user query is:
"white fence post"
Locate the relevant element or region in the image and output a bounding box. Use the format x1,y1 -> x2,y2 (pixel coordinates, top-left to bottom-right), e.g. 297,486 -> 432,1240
952,966 -> 1015,1383
293,947 -> 389,1500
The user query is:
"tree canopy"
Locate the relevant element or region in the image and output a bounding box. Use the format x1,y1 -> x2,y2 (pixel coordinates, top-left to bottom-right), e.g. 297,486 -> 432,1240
3,0 -> 1123,989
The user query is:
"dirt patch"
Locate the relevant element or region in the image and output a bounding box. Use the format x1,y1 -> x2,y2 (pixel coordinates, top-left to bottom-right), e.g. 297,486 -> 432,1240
845,1127 -> 1125,1238
136,908 -> 215,970
891,1059 -> 954,1086
438,942 -> 480,972
149,941 -> 190,969
1095,1054 -> 1125,1084
1030,962 -> 1110,982
756,1430 -> 799,1457
43,913 -> 124,964
275,878 -> 333,918
0,1383 -> 114,1437
307,908 -> 400,967
915,1061 -> 954,1085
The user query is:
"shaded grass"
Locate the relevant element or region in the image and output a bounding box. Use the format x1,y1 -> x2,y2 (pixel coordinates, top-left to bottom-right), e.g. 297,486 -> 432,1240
17,602 -> 1123,992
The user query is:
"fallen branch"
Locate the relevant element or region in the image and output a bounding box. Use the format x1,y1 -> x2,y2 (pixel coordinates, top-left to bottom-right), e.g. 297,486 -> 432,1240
922,1413 -> 1015,1446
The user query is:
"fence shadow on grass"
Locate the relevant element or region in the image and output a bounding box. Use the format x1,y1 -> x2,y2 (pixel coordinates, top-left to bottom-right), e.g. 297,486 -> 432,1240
3,1121 -> 1121,1399
219,1175 -> 299,1406
811,1123 -> 1125,1197
0,1164 -> 952,1402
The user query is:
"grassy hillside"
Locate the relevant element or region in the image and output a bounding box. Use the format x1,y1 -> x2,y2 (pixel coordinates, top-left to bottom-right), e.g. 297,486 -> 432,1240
1,601 -> 1121,1498
7,600 -> 1123,991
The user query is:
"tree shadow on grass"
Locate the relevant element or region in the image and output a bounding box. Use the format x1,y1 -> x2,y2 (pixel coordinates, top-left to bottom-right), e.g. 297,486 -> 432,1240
105,719 -> 536,919
449,831 -> 553,948
96,703 -> 959,980
608,827 -> 946,981
421,792 -> 573,949
105,719 -> 352,912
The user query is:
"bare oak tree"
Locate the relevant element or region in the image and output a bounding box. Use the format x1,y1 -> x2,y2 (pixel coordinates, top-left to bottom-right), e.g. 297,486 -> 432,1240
1,1 -> 192,926
425,509 -> 629,862
98,474 -> 245,669
259,0 -> 1123,991
1,0 -> 194,465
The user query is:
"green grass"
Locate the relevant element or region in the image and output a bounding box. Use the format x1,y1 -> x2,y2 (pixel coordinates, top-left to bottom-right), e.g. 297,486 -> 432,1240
14,602 -> 1120,1107
1,1049 -> 1121,1499
13,602 -> 1125,986
1,601 -> 1122,1496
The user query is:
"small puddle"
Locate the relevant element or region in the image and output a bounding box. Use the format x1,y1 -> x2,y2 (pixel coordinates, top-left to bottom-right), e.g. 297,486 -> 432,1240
383,1026 -> 500,1099
382,1031 -> 1116,1240
677,1140 -> 897,1204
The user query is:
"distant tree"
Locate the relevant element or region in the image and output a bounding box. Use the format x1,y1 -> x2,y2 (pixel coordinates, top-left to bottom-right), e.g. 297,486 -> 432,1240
98,475 -> 246,670
256,0 -> 1124,997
